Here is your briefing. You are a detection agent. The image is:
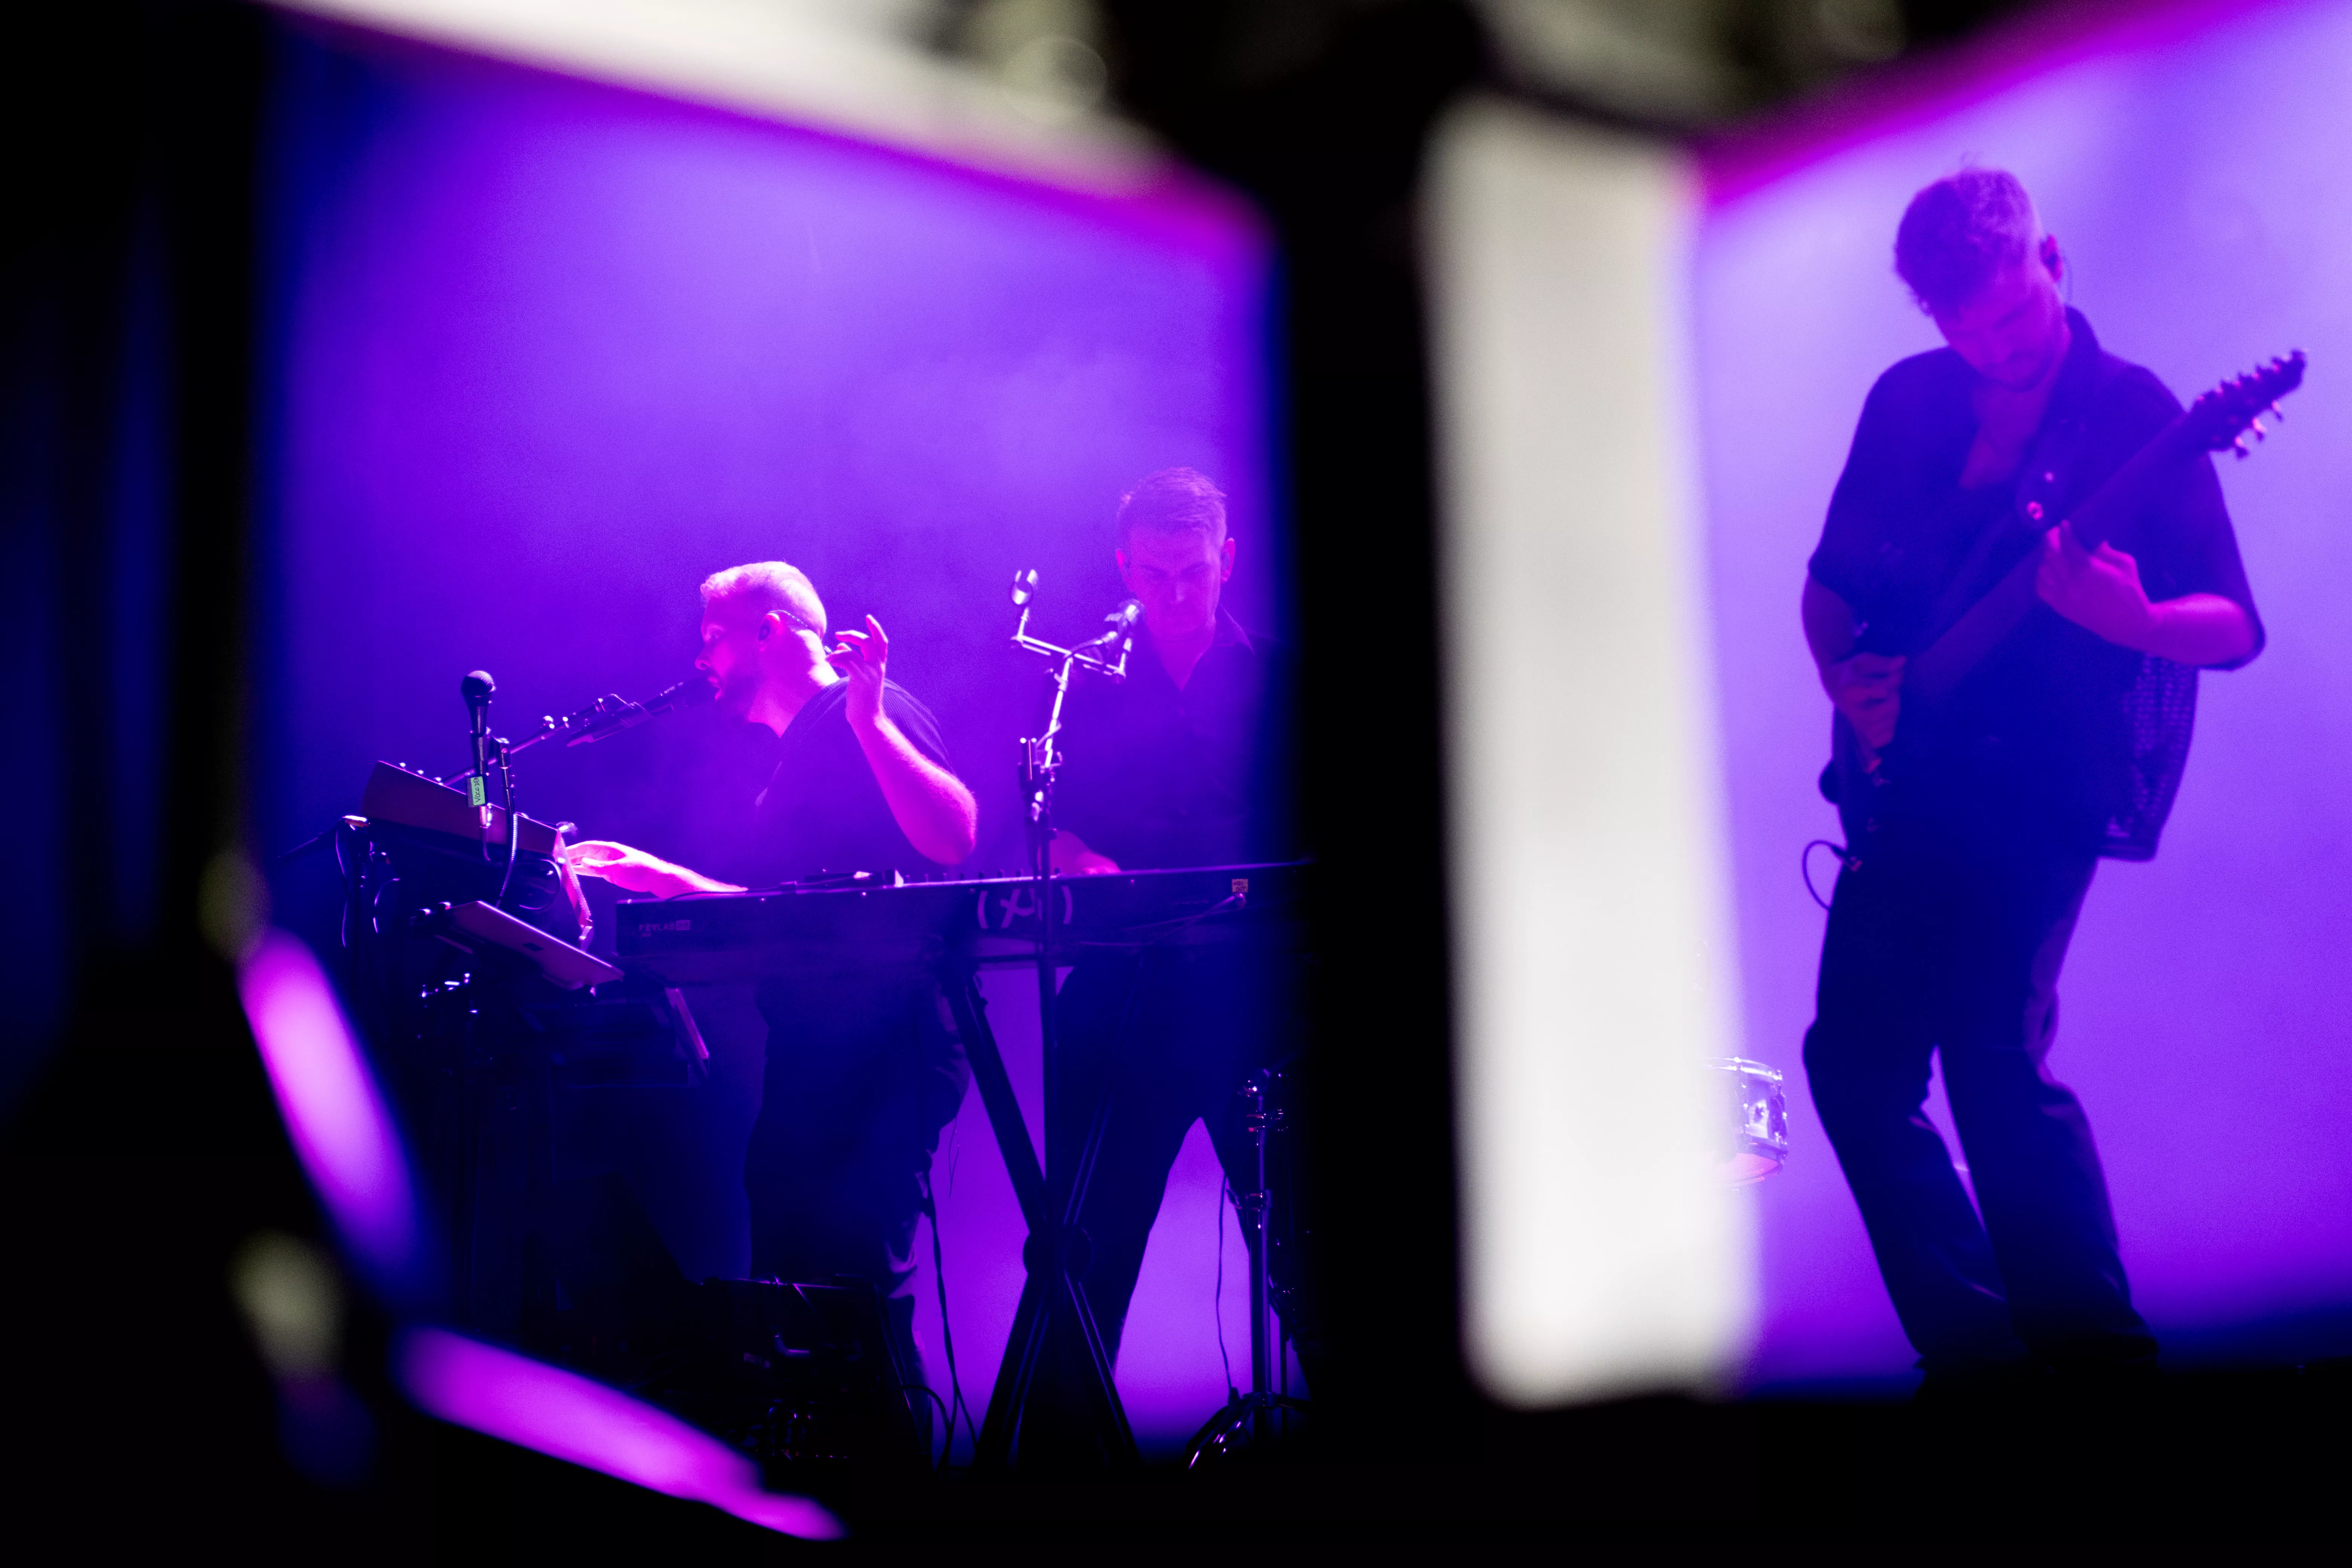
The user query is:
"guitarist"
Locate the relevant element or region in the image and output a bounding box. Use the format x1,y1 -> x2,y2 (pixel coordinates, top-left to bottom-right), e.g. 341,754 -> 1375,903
1801,170 -> 2262,1393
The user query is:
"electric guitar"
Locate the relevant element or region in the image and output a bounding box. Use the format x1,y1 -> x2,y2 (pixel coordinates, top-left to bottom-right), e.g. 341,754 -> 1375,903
1825,350 -> 2306,856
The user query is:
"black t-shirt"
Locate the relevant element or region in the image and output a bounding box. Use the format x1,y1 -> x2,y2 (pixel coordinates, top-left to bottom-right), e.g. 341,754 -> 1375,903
1052,610 -> 1297,871
1808,309 -> 2263,848
730,678 -> 953,887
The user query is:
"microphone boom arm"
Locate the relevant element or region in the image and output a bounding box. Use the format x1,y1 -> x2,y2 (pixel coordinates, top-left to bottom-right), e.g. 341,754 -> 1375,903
506,677 -> 709,760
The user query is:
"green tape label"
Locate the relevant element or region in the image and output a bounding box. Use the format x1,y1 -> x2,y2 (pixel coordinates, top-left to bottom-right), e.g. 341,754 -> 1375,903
467,776 -> 486,807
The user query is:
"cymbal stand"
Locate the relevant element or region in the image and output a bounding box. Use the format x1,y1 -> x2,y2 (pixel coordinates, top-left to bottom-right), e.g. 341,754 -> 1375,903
1184,1069 -> 1309,1466
971,572 -> 1139,1466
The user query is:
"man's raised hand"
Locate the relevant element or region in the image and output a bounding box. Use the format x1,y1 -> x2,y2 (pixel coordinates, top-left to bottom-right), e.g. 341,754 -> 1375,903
826,613 -> 980,865
827,614 -> 890,730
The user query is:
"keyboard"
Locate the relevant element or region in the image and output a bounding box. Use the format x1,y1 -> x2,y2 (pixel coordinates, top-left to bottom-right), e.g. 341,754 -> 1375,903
613,862 -> 1311,984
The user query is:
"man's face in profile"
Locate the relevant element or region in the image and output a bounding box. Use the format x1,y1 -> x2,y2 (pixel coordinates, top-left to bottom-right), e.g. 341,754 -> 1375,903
694,593 -> 767,719
1118,525 -> 1234,643
1932,240 -> 2069,390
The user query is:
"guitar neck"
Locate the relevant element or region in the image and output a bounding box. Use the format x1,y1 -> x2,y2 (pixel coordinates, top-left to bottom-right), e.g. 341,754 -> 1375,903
1905,407 -> 2197,702
2058,409 -> 2196,554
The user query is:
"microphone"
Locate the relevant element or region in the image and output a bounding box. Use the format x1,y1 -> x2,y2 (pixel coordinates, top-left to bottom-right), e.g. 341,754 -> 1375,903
495,675 -> 714,764
563,676 -> 713,746
637,677 -> 715,720
1010,569 -> 1039,608
1081,598 -> 1142,648
461,670 -> 496,784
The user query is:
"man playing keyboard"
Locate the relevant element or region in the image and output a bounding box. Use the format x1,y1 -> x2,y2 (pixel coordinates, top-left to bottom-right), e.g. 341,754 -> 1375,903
567,561 -> 977,1410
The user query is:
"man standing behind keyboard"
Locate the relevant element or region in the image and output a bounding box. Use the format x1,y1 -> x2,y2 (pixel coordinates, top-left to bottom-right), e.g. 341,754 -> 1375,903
1041,469 -> 1313,1447
566,561 -> 977,1395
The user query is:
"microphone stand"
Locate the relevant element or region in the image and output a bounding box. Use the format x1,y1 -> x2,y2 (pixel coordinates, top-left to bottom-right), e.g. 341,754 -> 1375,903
458,673 -> 520,897
462,671 -> 496,811
490,732 -> 521,910
974,574 -> 1139,1467
1181,1068 -> 1311,1466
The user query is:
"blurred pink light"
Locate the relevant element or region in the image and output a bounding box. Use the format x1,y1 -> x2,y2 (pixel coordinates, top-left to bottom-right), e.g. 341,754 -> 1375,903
1698,0 -> 2296,204
397,1328 -> 844,1540
237,928 -> 423,1288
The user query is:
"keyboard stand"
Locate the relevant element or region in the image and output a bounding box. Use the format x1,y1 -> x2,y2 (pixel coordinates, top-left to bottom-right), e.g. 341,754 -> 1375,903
941,969 -> 1139,1468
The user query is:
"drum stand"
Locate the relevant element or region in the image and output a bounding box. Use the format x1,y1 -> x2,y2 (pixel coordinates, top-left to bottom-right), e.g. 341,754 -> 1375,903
1184,1070 -> 1309,1465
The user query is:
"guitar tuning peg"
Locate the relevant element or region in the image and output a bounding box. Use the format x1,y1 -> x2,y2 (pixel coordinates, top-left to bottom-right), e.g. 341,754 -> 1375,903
2268,401 -> 2286,421
2231,435 -> 2252,458
2251,417 -> 2268,439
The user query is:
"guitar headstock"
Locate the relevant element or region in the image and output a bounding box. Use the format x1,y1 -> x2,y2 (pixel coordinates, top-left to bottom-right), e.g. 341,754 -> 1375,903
2185,350 -> 2308,458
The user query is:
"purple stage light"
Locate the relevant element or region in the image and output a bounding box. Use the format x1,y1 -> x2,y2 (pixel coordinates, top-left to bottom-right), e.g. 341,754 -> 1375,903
1698,0 -> 2305,207
397,1327 -> 843,1539
236,933 -> 847,1525
236,928 -> 424,1294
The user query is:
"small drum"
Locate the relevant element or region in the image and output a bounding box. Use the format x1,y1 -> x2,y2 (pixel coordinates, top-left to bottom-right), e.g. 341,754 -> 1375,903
1712,1058 -> 1789,1184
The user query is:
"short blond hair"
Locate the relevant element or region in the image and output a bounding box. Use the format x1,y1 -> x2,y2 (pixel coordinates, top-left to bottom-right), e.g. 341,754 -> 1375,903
700,561 -> 828,639
1117,467 -> 1227,548
1896,168 -> 2041,317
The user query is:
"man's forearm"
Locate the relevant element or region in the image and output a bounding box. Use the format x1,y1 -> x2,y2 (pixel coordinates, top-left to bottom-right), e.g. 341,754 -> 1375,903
853,713 -> 979,865
1801,574 -> 1859,680
669,865 -> 744,896
1802,574 -> 1874,705
2136,593 -> 2258,668
642,860 -> 743,897
572,844 -> 743,898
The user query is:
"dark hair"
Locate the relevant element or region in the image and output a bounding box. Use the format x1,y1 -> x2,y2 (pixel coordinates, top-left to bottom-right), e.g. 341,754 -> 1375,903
1894,168 -> 2040,316
1116,467 -> 1227,547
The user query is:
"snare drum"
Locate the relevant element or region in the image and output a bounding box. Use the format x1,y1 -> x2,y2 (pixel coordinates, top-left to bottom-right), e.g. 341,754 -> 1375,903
1711,1057 -> 1789,1184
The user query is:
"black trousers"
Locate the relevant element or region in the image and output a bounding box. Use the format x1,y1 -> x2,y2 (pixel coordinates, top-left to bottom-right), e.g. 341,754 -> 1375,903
744,973 -> 969,1382
1806,827 -> 2154,1377
1049,945 -> 1317,1392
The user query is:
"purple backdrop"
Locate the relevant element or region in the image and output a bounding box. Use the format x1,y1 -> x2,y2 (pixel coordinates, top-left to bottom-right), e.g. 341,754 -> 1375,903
255,22 -> 1279,1449
1692,0 -> 2352,1390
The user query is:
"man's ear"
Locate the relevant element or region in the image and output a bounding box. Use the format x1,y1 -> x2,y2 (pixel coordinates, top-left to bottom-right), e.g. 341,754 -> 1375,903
2040,232 -> 2063,282
755,610 -> 780,643
1220,535 -> 1237,580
